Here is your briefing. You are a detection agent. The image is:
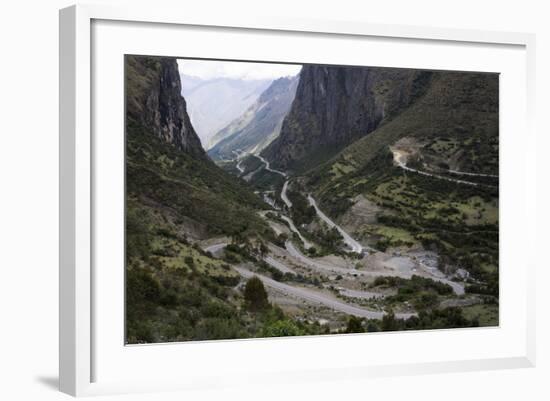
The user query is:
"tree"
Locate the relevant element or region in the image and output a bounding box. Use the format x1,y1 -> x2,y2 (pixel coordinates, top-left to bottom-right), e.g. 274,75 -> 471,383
346,316 -> 364,333
261,320 -> 305,337
366,321 -> 380,332
184,256 -> 195,269
257,240 -> 269,259
381,309 -> 399,331
243,276 -> 270,312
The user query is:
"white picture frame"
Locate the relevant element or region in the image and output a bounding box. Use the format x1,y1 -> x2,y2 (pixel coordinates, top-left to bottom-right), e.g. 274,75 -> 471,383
59,4 -> 536,397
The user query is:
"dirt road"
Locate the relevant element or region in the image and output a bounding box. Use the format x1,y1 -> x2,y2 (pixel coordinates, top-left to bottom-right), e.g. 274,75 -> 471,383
390,148 -> 493,188
307,195 -> 364,254
234,266 -> 415,319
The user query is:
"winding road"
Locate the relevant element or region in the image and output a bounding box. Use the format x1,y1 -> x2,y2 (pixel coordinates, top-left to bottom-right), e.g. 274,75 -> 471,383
286,241 -> 464,295
447,169 -> 498,178
232,150 -> 246,174
211,151 -> 466,322
391,148 -> 494,188
286,241 -> 396,278
255,154 -> 287,177
280,180 -> 293,208
279,178 -> 361,254
280,215 -> 313,249
339,288 -> 386,300
204,243 -> 228,254
286,241 -> 364,276
307,195 -> 364,254
264,255 -> 296,274
234,266 -> 415,319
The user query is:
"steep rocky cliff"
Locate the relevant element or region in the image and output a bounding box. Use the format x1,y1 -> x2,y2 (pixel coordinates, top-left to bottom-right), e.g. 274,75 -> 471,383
261,65 -> 431,171
126,55 -> 205,158
208,75 -> 299,160
125,55 -> 268,238
124,57 -> 274,344
308,70 -> 499,218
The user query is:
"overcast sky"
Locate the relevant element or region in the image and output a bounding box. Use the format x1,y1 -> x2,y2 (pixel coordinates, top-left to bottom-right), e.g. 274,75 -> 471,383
177,59 -> 301,81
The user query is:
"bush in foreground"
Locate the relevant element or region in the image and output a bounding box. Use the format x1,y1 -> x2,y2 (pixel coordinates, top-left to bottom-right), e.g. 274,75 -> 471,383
244,276 -> 270,312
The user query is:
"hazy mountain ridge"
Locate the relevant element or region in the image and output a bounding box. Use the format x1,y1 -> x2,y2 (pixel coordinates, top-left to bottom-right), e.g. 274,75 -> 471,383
208,75 -> 299,160
179,74 -> 271,147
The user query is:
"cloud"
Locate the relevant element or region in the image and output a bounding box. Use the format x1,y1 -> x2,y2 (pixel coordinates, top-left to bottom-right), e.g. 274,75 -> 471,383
177,59 -> 301,81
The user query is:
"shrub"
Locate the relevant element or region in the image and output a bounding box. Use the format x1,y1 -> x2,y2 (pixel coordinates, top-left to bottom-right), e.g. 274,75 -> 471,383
184,256 -> 195,268
346,316 -> 364,333
261,320 -> 305,337
244,276 -> 270,312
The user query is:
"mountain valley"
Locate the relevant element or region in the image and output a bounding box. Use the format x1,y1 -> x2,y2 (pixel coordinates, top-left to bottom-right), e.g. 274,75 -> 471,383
125,56 -> 500,344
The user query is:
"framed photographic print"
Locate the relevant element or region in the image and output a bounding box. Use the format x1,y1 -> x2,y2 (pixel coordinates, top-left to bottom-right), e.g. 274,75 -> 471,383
59,4 -> 536,396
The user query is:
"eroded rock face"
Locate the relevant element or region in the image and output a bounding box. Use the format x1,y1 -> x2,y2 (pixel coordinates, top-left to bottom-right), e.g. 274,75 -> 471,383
262,65 -> 431,171
126,55 -> 205,158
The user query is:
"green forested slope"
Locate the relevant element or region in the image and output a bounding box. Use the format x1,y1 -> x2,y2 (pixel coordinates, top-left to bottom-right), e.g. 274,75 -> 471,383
125,56 -> 280,343
305,71 -> 499,297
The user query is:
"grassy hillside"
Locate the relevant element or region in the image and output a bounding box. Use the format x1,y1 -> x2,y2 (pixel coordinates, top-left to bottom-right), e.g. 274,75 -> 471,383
262,66 -> 433,173
126,200 -> 325,343
126,200 -> 245,343
127,120 -> 273,238
309,71 -> 498,186
125,56 -> 299,343
305,71 -> 499,298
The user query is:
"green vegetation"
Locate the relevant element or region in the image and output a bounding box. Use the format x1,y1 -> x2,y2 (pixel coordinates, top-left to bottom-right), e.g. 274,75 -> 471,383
360,225 -> 417,250
127,56 -> 499,342
340,306 -> 481,334
372,275 -> 453,311
244,277 -> 270,312
261,319 -> 306,337
346,316 -> 364,333
286,189 -> 316,226
240,154 -> 264,175
308,145 -> 498,303
217,160 -> 241,176
127,124 -> 271,238
375,307 -> 478,331
307,224 -> 345,256
126,201 -> 326,343
248,167 -> 286,191
461,303 -> 499,326
125,202 -> 245,343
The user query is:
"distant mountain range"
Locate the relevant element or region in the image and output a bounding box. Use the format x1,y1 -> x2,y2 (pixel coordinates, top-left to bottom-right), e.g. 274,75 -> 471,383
208,75 -> 299,160
180,74 -> 271,147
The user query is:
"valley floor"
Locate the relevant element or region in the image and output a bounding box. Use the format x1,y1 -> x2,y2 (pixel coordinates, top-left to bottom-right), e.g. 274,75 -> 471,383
200,151 -> 488,332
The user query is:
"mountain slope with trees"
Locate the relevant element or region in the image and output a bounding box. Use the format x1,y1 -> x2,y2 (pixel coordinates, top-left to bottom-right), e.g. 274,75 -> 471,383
126,56 -> 281,343
304,70 -> 499,299
261,65 -> 432,172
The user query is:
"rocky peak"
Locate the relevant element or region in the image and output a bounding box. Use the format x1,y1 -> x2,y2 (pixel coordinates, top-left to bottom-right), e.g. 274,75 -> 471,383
262,65 -> 430,171
126,55 -> 205,158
